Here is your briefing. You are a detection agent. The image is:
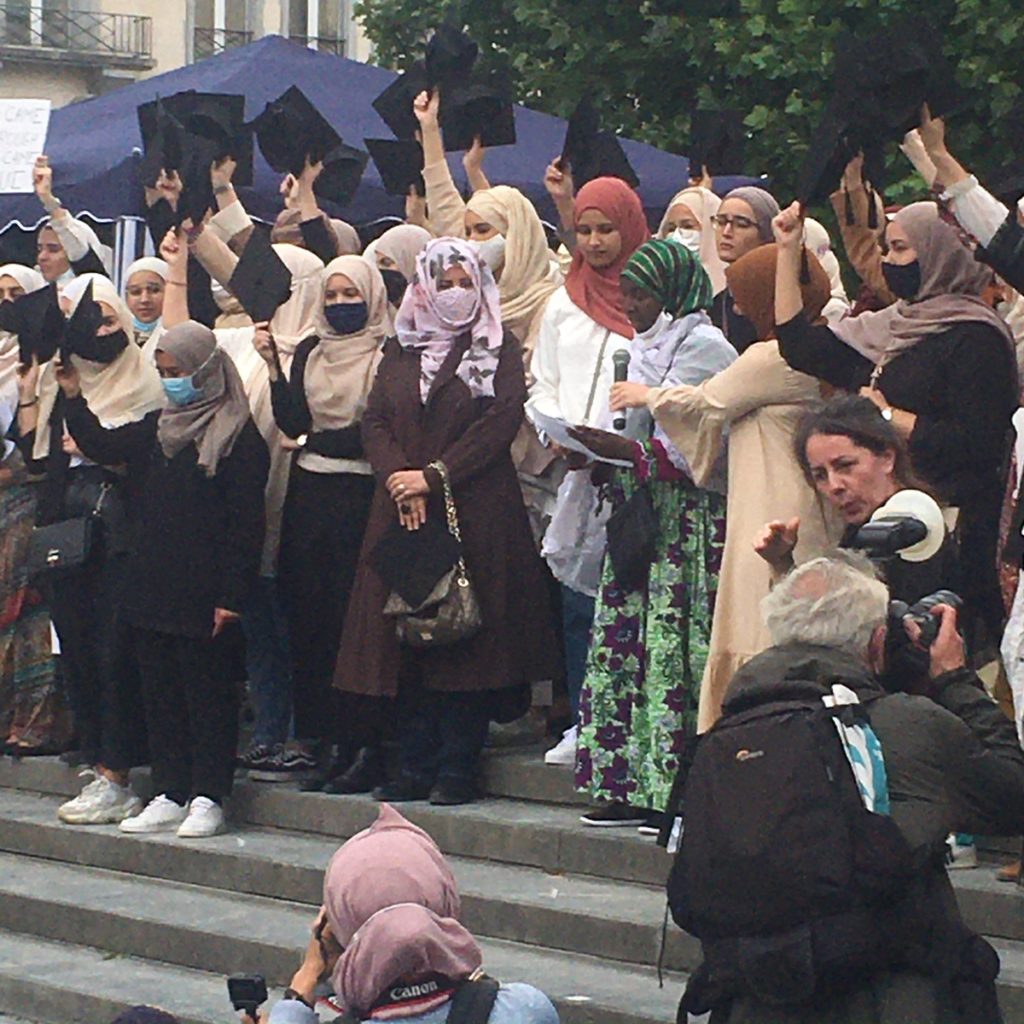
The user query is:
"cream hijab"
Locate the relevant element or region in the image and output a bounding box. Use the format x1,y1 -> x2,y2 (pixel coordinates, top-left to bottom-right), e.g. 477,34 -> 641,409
34,274 -> 164,460
658,186 -> 727,294
307,255 -> 387,431
465,185 -> 562,342
364,224 -> 433,281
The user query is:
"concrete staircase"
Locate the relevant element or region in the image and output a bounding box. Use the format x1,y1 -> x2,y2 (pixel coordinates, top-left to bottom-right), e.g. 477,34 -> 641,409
0,750 -> 1022,1024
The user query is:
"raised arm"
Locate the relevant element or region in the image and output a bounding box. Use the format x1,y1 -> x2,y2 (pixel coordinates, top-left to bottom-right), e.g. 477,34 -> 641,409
159,227 -> 190,329
544,158 -> 576,251
415,89 -> 467,240
463,137 -> 491,193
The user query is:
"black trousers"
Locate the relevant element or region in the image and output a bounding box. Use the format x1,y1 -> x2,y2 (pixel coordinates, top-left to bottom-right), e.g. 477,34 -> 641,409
397,685 -> 492,785
46,553 -> 142,770
132,626 -> 239,802
278,468 -> 374,744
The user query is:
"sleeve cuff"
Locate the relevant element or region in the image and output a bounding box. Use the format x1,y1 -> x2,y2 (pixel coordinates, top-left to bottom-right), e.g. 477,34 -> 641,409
941,177 -> 1008,247
208,200 -> 253,243
50,217 -> 90,262
423,464 -> 443,494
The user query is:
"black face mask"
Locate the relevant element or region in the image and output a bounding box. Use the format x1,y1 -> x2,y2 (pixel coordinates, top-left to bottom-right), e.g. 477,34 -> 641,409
72,328 -> 129,365
881,260 -> 922,301
380,268 -> 408,307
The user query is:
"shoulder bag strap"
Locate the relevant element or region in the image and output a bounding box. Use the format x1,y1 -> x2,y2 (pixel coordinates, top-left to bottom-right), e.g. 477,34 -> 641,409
426,460 -> 471,586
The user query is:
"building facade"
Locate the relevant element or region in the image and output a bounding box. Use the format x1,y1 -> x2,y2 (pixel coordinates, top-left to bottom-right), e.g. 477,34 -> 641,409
0,0 -> 372,106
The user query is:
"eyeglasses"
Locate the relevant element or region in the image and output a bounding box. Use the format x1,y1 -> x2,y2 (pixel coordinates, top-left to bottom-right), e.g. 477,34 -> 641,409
711,214 -> 758,231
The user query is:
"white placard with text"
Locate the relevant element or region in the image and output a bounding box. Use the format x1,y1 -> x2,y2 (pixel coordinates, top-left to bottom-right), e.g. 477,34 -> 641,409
0,99 -> 51,193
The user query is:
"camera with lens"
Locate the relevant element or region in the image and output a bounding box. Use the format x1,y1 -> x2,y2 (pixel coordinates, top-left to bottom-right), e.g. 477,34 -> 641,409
889,589 -> 963,648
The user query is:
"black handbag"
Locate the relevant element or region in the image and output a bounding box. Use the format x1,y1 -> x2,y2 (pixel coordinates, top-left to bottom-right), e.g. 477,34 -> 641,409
27,482 -> 110,576
605,484 -> 658,590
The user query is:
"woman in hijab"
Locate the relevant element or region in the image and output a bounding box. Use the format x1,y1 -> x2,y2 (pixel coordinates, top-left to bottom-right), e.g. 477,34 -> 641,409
162,227 -> 325,780
17,274 -> 163,822
774,200 -> 1019,653
612,244 -> 842,732
565,239 -> 735,828
122,256 -> 168,357
658,186 -> 728,294
364,223 -> 434,312
336,239 -> 557,805
526,177 -> 649,765
57,320 -> 268,838
802,218 -> 851,325
259,805 -> 558,1024
251,255 -> 386,793
710,185 -> 780,352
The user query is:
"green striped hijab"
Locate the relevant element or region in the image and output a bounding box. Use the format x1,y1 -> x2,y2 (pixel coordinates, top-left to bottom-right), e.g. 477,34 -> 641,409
621,238 -> 714,319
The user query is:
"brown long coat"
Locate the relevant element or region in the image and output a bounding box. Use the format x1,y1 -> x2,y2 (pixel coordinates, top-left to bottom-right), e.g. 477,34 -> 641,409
334,330 -> 558,698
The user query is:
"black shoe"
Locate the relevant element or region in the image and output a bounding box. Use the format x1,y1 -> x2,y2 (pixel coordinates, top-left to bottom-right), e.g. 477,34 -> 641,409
323,747 -> 385,795
579,802 -> 651,827
372,774 -> 433,802
248,745 -> 318,783
429,777 -> 477,806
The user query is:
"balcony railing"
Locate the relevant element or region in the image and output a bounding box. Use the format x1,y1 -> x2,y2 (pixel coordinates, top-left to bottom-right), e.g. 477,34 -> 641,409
192,26 -> 253,60
288,34 -> 345,56
0,4 -> 152,59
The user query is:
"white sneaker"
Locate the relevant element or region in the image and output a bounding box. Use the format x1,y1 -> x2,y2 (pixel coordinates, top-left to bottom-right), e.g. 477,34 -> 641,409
177,796 -> 225,838
945,834 -> 978,870
544,725 -> 578,766
57,769 -> 142,825
119,794 -> 188,834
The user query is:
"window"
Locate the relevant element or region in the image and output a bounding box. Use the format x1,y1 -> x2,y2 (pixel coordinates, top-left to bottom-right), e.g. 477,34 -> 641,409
286,0 -> 346,56
191,0 -> 252,60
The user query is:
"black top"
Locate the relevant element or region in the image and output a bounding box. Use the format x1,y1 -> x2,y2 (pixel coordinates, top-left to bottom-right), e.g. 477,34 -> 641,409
63,395 -> 269,638
979,212 -> 1024,295
269,334 -> 365,463
711,288 -> 759,354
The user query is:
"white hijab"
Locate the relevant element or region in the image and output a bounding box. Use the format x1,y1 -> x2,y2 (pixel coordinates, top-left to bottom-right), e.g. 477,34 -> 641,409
658,187 -> 727,294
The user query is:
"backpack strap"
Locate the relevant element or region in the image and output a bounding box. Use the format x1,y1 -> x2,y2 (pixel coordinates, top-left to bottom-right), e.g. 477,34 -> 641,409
446,976 -> 500,1024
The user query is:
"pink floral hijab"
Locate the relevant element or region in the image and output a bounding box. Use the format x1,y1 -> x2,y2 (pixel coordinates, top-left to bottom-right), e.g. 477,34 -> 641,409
394,238 -> 504,403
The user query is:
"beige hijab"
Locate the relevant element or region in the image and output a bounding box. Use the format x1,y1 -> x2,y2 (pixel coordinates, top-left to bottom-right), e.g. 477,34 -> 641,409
466,185 -> 562,342
34,274 -> 164,460
271,209 -> 362,257
307,255 -> 387,431
657,186 -> 727,294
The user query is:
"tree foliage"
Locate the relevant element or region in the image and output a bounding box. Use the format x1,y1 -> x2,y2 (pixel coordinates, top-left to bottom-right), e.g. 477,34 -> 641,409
354,0 -> 1023,210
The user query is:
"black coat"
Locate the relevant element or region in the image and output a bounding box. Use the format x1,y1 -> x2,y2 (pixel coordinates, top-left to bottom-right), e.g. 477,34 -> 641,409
979,212 -> 1024,295
64,395 -> 269,639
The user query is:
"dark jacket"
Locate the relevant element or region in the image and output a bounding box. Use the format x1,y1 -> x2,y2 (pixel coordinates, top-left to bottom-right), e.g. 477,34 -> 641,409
777,312 -> 1017,641
711,643 -> 1024,1024
335,331 -> 558,697
64,395 -> 269,638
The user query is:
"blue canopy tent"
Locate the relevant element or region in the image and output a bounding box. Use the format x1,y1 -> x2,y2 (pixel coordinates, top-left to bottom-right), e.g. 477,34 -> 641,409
0,35 -> 759,246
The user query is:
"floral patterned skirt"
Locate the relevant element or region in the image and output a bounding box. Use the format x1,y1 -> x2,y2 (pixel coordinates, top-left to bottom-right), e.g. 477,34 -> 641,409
575,474 -> 725,811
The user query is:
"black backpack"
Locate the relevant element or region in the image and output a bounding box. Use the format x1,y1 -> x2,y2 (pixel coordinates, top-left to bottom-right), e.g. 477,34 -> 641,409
667,694 -> 917,1013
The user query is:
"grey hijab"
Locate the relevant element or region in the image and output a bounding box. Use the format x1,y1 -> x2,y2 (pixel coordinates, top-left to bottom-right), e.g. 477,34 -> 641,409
723,186 -> 781,243
155,321 -> 250,477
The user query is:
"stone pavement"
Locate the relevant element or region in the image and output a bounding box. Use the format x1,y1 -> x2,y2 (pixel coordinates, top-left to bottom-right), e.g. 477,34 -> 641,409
0,749 -> 1021,1024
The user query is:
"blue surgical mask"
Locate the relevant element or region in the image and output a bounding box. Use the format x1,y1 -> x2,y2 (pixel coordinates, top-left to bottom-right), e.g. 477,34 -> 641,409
324,301 -> 369,335
132,314 -> 158,335
161,375 -> 202,407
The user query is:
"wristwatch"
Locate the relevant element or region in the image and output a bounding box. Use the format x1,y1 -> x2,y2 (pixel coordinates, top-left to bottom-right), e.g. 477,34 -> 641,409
880,406 -> 894,422
283,988 -> 314,1009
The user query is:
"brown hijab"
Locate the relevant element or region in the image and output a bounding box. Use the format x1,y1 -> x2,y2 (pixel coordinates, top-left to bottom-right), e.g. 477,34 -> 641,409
725,243 -> 831,341
832,201 -> 1014,363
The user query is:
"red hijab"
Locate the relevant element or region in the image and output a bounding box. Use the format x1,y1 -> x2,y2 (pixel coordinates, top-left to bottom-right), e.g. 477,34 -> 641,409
566,177 -> 650,337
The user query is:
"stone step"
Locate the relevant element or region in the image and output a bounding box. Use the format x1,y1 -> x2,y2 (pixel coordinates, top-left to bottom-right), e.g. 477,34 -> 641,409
0,868 -> 686,1024
0,789 -> 698,973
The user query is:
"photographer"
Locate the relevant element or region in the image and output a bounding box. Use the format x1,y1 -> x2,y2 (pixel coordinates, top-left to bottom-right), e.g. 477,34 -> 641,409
670,555 -> 1024,1024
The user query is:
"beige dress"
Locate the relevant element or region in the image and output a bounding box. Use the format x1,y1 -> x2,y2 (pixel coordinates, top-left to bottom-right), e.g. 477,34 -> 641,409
648,339 -> 843,731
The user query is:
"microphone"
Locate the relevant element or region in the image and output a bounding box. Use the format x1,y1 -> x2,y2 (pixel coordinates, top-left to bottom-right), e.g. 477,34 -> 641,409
612,349 -> 630,431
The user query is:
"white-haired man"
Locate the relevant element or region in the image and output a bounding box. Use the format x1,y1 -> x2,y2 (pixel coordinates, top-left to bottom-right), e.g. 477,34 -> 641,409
672,554 -> 1024,1024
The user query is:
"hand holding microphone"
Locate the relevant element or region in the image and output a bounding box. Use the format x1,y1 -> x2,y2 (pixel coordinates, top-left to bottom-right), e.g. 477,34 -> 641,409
612,349 -> 630,431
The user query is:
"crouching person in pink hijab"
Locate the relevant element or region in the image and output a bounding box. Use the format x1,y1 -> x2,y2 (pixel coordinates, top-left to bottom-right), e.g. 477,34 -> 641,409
256,804 -> 560,1024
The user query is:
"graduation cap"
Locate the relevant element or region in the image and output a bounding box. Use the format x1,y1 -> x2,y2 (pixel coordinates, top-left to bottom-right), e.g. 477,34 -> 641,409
61,281 -> 104,363
689,109 -> 746,177
228,230 -> 293,325
372,63 -> 430,141
365,138 -> 425,197
137,99 -> 185,187
424,21 -> 479,90
251,86 -> 367,206
440,65 -> 517,151
0,282 -> 63,365
560,97 -> 639,190
371,516 -> 462,609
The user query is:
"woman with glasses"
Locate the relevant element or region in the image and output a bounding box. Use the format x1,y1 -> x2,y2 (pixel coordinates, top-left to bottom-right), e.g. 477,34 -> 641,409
710,186 -> 780,353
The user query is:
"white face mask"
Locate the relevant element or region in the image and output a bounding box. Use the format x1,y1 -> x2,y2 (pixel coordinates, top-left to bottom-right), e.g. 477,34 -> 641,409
469,234 -> 506,274
669,227 -> 702,253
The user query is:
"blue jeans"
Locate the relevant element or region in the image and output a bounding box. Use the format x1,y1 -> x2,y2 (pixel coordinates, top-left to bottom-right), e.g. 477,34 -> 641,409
561,585 -> 596,721
242,576 -> 292,747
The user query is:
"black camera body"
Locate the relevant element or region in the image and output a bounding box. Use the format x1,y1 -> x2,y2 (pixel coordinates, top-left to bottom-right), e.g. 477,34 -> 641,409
889,589 -> 963,649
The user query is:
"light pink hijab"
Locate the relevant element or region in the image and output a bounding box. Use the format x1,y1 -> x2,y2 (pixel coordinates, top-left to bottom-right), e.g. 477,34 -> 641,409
323,805 -> 482,1017
395,238 -> 504,403
833,202 -> 1013,364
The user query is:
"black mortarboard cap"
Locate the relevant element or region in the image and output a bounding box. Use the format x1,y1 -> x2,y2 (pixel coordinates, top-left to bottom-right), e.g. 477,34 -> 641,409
177,132 -> 220,226
365,138 -> 425,197
371,516 -> 461,609
228,230 -> 293,325
0,282 -> 63,365
424,21 -> 478,90
797,99 -> 856,206
441,66 -> 517,151
372,63 -> 430,141
561,97 -> 638,189
690,109 -> 746,176
137,99 -> 185,187
61,280 -> 103,362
